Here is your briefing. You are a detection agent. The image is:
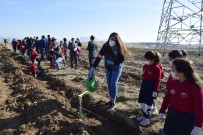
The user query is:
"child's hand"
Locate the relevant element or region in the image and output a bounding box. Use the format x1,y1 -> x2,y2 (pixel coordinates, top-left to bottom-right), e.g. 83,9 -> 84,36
156,113 -> 164,121
139,70 -> 144,76
152,92 -> 157,98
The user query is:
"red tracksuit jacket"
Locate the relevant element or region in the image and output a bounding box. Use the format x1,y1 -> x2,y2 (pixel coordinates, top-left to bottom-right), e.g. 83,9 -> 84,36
160,79 -> 203,127
142,63 -> 163,92
166,75 -> 173,91
28,63 -> 36,76
20,45 -> 26,53
31,50 -> 38,59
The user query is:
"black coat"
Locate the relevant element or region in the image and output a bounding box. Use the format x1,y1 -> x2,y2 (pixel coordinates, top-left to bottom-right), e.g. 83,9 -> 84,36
87,41 -> 97,59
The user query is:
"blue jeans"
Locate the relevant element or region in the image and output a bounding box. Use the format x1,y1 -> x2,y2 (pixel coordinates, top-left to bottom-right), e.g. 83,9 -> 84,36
54,57 -> 64,70
106,64 -> 123,102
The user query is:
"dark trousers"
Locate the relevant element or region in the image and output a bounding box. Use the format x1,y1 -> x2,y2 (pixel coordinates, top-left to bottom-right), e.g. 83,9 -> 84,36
40,48 -> 45,60
36,46 -> 39,53
45,47 -> 48,57
27,48 -> 32,58
138,80 -> 155,106
138,80 -> 156,119
70,56 -> 77,68
13,45 -> 17,52
21,52 -> 26,60
164,107 -> 194,135
36,58 -> 41,67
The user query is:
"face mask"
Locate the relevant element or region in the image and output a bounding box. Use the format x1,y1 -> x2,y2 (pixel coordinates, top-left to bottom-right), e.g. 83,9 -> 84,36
170,71 -> 179,80
109,40 -> 116,47
144,61 -> 150,65
169,61 -> 173,66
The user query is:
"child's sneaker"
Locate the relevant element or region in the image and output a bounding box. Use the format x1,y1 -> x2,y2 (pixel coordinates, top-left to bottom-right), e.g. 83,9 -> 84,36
137,116 -> 145,122
140,118 -> 150,126
151,105 -> 159,115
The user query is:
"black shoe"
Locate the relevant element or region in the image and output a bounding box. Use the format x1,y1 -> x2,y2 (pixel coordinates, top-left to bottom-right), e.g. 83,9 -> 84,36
105,101 -> 116,110
104,101 -> 111,108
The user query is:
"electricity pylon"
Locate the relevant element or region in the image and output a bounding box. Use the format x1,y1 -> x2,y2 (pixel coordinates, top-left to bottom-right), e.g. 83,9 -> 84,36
156,0 -> 203,56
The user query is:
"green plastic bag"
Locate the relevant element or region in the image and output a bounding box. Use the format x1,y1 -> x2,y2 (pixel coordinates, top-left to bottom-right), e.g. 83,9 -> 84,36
85,74 -> 98,92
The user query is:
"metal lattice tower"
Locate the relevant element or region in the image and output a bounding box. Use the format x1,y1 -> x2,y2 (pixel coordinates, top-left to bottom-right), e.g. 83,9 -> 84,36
156,0 -> 203,56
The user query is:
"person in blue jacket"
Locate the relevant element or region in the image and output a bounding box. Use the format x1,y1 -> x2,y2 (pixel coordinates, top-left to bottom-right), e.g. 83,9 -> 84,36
39,35 -> 46,60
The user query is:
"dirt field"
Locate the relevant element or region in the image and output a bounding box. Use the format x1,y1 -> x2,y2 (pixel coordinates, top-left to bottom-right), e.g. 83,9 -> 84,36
0,43 -> 202,135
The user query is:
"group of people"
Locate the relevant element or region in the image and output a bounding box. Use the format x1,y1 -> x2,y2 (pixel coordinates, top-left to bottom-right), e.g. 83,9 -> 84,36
10,35 -> 89,76
87,32 -> 203,135
6,32 -> 203,135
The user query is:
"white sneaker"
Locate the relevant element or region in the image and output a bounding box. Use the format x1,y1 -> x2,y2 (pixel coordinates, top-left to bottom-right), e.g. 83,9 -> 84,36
137,116 -> 144,122
140,118 -> 150,126
151,107 -> 159,115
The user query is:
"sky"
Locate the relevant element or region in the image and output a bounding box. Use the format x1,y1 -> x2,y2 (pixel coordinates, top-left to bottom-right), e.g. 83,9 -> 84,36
0,0 -> 163,42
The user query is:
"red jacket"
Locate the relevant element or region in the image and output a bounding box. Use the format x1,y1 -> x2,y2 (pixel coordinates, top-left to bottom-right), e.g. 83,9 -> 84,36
157,63 -> 164,79
166,75 -> 173,91
31,50 -> 38,59
28,63 -> 36,76
142,63 -> 163,92
20,45 -> 26,53
61,48 -> 66,56
159,79 -> 203,127
77,47 -> 82,55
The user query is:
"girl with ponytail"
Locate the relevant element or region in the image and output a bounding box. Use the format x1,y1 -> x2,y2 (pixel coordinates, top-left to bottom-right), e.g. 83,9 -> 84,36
137,51 -> 164,126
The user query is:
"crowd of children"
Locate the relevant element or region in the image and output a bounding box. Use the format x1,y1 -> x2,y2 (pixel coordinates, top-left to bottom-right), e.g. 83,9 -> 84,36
5,33 -> 203,135
10,35 -> 84,76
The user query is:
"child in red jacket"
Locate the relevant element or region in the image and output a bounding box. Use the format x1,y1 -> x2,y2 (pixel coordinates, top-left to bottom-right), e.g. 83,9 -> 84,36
137,51 -> 163,126
166,50 -> 183,92
158,58 -> 203,135
28,59 -> 37,77
31,47 -> 40,67
20,44 -> 27,58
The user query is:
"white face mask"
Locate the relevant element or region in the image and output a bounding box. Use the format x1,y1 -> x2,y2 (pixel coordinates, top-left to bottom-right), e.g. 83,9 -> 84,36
144,61 -> 151,65
169,61 -> 173,66
109,40 -> 116,47
170,71 -> 179,79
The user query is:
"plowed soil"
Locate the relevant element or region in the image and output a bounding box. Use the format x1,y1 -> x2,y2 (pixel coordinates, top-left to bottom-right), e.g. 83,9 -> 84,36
0,43 -> 202,135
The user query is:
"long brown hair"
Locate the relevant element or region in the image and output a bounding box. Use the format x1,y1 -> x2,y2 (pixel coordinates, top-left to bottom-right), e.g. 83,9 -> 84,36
108,32 -> 132,57
173,58 -> 203,88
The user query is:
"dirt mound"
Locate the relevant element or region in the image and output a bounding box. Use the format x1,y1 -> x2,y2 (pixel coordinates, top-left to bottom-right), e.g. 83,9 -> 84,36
0,46 -> 146,135
72,76 -> 84,82
0,47 -> 88,134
